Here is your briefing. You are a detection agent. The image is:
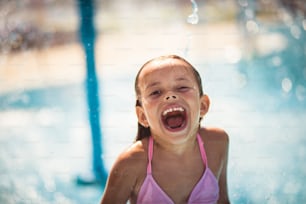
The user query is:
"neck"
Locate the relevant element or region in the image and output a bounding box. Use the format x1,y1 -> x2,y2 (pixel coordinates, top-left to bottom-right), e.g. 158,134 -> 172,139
153,133 -> 198,156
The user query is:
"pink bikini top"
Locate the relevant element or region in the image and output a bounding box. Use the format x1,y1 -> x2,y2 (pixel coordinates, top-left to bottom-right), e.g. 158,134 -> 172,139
137,134 -> 219,204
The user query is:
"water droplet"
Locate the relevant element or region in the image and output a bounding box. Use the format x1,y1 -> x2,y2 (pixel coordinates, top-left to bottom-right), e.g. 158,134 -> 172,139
281,77 -> 292,93
187,13 -> 199,25
187,0 -> 199,25
190,0 -> 199,12
271,56 -> 282,67
290,25 -> 301,39
246,20 -> 259,34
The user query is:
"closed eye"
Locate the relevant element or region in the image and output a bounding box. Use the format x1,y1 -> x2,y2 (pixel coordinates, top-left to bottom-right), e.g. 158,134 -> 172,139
150,90 -> 161,96
177,86 -> 190,92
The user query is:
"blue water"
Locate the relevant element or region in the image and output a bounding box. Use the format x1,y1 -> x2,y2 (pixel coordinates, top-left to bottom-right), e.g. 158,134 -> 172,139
1,56 -> 305,204
1,4 -> 306,204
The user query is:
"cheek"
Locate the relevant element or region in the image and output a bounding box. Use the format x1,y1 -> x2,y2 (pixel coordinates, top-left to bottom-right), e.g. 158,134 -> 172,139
188,97 -> 202,116
142,101 -> 160,123
141,101 -> 153,116
142,96 -> 159,108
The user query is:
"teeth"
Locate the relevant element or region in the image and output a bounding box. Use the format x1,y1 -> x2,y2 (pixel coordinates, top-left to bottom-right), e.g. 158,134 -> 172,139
162,107 -> 184,116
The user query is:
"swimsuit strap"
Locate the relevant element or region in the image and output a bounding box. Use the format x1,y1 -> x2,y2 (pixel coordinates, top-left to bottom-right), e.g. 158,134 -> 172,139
196,133 -> 208,167
147,136 -> 154,174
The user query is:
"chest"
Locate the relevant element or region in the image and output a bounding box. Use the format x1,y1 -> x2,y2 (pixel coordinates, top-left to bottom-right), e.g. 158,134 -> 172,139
150,154 -> 205,203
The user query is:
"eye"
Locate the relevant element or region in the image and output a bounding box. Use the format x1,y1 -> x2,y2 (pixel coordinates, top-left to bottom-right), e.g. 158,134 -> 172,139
177,86 -> 190,92
149,90 -> 161,96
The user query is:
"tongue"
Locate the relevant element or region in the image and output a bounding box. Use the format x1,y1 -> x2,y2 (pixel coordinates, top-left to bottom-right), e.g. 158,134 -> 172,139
166,115 -> 184,128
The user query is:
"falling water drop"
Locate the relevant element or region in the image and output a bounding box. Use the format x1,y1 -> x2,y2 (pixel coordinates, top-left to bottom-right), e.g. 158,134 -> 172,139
187,13 -> 199,25
187,0 -> 199,25
282,77 -> 292,93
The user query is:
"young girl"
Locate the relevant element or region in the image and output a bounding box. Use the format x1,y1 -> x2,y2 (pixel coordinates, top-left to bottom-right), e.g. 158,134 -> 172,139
100,55 -> 230,204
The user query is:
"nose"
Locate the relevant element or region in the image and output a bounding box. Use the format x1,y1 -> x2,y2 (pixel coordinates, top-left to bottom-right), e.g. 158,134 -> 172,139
165,94 -> 177,101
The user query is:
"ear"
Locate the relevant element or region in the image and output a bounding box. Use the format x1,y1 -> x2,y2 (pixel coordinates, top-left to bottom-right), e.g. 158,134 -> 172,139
136,106 -> 149,127
200,94 -> 210,117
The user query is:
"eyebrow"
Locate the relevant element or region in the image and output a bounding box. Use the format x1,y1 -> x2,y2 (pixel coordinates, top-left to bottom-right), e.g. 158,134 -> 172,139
175,77 -> 190,82
145,82 -> 160,90
145,77 -> 191,90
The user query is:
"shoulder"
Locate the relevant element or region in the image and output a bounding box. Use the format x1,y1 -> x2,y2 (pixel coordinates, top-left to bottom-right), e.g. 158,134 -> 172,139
101,139 -> 149,203
111,138 -> 149,174
199,127 -> 229,155
199,127 -> 229,144
104,138 -> 149,192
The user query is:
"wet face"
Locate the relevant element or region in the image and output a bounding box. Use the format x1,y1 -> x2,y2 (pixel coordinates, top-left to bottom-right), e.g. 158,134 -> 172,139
136,58 -> 209,143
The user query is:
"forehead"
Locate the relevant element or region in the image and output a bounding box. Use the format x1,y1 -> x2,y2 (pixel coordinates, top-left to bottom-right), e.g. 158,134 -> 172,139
138,58 -> 195,83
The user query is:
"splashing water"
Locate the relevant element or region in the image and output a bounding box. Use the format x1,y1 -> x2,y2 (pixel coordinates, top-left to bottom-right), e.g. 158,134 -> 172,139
187,0 -> 199,25
184,0 -> 199,57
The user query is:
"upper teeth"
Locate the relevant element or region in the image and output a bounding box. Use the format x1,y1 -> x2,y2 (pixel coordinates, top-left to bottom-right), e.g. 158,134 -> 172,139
162,107 -> 184,116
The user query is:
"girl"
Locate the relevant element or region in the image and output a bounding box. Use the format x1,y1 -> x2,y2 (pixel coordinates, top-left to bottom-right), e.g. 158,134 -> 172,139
100,55 -> 230,204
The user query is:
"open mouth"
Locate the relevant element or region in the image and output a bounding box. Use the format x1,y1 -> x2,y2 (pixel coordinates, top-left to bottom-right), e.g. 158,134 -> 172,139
161,106 -> 187,131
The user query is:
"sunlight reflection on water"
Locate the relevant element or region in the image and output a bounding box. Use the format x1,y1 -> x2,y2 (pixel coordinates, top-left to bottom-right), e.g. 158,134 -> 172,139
0,0 -> 305,203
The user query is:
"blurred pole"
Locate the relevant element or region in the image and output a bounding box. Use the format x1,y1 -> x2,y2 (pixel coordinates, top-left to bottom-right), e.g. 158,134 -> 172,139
76,0 -> 107,185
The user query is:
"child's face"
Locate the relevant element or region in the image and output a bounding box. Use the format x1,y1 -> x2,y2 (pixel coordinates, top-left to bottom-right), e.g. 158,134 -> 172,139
136,58 -> 209,143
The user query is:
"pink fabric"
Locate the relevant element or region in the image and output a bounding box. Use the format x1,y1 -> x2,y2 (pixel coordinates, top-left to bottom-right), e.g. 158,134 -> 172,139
137,134 -> 219,204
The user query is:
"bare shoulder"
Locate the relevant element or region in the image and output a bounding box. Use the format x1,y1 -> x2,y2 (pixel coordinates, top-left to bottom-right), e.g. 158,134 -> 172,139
112,138 -> 148,173
199,127 -> 229,152
101,139 -> 149,203
200,127 -> 229,142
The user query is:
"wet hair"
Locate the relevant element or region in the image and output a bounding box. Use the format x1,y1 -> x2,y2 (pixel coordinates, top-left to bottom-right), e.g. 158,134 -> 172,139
134,55 -> 204,141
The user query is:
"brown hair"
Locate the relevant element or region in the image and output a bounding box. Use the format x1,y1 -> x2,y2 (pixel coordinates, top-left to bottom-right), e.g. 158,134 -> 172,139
134,55 -> 204,141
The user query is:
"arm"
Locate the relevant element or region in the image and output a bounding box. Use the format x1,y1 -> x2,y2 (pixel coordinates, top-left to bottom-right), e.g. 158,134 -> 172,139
217,133 -> 230,204
100,153 -> 138,204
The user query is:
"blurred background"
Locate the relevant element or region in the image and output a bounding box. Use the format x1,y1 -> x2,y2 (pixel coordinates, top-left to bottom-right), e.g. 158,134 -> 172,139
0,0 -> 305,203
